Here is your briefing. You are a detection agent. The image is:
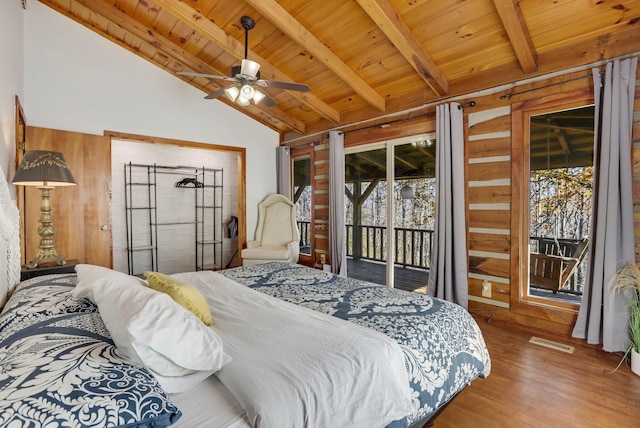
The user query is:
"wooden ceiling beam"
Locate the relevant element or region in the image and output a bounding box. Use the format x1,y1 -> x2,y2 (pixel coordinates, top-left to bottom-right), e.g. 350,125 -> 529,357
244,0 -> 386,112
356,0 -> 449,96
415,145 -> 434,159
48,0 -> 305,134
492,0 -> 537,74
552,128 -> 572,154
394,153 -> 418,169
353,152 -> 386,170
532,122 -> 595,135
151,0 -> 340,124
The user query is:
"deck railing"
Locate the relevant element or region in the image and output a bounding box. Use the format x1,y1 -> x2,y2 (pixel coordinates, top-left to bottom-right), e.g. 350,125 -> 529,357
345,224 -> 433,270
301,222 -> 584,295
297,220 -> 311,248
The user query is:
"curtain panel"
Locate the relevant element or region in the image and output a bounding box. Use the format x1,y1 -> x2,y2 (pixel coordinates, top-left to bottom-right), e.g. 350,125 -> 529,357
572,57 -> 638,352
276,146 -> 291,200
427,102 -> 469,308
329,131 -> 347,276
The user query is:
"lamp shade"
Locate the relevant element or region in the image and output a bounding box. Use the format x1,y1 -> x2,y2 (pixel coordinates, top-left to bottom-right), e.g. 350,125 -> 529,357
225,86 -> 240,102
12,150 -> 76,187
253,90 -> 266,104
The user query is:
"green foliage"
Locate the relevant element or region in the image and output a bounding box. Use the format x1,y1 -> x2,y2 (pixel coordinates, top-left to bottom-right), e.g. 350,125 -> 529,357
630,297 -> 640,353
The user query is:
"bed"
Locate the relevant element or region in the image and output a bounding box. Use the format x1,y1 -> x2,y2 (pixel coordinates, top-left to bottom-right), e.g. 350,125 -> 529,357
0,171 -> 490,428
0,266 -> 490,428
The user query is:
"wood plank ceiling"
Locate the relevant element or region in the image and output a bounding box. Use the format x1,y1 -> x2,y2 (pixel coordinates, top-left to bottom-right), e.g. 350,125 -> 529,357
39,0 -> 640,143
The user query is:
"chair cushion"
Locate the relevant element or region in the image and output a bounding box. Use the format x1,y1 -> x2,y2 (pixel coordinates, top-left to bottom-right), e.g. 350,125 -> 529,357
242,245 -> 291,260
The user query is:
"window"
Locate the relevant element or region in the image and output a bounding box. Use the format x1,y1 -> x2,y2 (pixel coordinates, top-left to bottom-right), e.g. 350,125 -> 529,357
292,152 -> 312,258
513,101 -> 594,312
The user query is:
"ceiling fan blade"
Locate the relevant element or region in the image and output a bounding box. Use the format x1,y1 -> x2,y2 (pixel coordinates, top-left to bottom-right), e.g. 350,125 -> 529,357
204,88 -> 227,100
257,79 -> 310,92
177,71 -> 236,82
261,91 -> 278,107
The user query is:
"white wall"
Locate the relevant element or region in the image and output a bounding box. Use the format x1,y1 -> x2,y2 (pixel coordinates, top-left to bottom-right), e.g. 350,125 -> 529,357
0,0 -> 24,185
23,2 -> 278,240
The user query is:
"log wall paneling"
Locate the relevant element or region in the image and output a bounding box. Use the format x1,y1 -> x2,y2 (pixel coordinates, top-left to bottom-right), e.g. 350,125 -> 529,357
466,106 -> 513,310
313,140 -> 330,265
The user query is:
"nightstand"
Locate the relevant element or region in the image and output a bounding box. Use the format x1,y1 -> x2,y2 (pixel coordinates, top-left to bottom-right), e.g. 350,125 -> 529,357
20,259 -> 79,281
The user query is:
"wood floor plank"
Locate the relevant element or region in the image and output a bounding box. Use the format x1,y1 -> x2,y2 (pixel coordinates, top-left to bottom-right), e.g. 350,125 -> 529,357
435,317 -> 640,427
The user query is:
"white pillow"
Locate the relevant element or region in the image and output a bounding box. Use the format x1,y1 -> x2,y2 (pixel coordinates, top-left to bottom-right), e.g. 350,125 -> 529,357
72,264 -> 230,393
74,264 -> 147,301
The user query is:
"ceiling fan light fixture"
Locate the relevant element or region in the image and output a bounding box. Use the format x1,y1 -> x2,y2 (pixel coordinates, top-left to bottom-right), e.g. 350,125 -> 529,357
179,16 -> 307,109
236,97 -> 250,107
240,59 -> 261,79
252,90 -> 266,105
225,86 -> 240,102
236,91 -> 251,106
411,139 -> 432,148
240,84 -> 255,99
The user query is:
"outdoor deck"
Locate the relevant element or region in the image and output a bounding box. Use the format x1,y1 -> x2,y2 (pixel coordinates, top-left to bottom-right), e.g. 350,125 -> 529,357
347,258 -> 429,293
346,258 -> 581,303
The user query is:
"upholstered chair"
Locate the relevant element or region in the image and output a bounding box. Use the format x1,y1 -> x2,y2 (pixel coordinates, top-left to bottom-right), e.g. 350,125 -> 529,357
241,194 -> 300,266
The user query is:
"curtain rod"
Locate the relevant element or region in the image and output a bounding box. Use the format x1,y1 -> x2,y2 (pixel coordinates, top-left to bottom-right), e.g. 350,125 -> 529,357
290,101 -> 477,145
340,101 -> 477,136
500,73 -> 594,99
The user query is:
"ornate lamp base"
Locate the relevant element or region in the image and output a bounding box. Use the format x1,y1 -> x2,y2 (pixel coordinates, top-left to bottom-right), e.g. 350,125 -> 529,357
26,253 -> 67,269
25,187 -> 67,269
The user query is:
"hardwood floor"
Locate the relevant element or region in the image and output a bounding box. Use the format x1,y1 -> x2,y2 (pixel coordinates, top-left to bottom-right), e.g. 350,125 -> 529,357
435,317 -> 640,427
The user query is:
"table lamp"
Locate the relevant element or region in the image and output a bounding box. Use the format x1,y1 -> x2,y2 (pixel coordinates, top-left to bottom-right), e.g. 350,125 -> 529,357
12,150 -> 76,268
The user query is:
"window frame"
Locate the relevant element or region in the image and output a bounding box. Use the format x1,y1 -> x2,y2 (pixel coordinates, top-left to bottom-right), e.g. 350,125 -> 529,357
291,145 -> 314,266
511,97 -> 593,315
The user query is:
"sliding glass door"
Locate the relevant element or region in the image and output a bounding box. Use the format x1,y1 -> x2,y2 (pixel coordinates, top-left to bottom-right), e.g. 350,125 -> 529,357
345,144 -> 388,285
345,136 -> 435,290
393,140 -> 435,291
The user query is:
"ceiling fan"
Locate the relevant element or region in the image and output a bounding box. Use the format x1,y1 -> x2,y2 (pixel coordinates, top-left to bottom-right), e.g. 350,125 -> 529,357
177,16 -> 310,107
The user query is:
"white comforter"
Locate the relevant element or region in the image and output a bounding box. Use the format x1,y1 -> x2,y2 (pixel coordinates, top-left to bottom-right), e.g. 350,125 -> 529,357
174,271 -> 412,428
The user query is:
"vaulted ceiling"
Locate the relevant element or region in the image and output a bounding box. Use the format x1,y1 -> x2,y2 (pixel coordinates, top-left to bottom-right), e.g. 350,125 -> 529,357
39,0 -> 640,143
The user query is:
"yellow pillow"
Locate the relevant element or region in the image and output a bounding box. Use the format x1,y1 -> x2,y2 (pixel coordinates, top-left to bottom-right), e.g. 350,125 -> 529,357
144,271 -> 213,326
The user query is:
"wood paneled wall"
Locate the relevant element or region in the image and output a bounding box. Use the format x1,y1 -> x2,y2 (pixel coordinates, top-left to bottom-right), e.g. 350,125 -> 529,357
313,140 -> 330,265
291,62 -> 640,337
467,106 -> 512,309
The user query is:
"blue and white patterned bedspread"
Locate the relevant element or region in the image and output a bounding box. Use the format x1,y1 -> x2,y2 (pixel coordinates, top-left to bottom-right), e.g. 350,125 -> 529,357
0,274 -> 181,428
221,262 -> 491,425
